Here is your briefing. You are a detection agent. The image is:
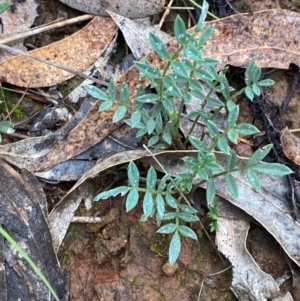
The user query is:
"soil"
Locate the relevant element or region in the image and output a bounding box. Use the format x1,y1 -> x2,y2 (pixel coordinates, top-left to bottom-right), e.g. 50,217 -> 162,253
3,0 -> 300,300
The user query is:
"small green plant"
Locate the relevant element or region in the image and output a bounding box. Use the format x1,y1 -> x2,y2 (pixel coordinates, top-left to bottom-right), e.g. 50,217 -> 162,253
84,1 -> 292,265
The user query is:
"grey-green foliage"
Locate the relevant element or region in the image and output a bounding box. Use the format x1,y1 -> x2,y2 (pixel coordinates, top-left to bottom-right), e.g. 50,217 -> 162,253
84,1 -> 292,265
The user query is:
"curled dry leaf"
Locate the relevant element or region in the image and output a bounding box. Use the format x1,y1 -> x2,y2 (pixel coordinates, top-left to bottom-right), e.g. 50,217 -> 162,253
280,127 -> 300,165
59,0 -> 165,18
0,16 -> 117,87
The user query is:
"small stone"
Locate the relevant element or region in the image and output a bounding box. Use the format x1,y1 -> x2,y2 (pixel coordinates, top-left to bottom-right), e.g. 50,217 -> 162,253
162,261 -> 179,276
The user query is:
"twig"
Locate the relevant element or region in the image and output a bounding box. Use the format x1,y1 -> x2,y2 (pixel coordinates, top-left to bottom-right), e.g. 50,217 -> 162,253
71,216 -> 104,223
143,144 -> 191,205
0,14 -> 94,44
158,0 -> 175,29
197,279 -> 204,301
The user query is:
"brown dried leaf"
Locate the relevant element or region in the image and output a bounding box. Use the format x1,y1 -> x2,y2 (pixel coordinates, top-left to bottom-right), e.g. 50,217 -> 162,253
0,16 -> 117,87
59,0 -> 165,18
280,127 -> 300,165
0,0 -> 38,63
202,9 -> 300,69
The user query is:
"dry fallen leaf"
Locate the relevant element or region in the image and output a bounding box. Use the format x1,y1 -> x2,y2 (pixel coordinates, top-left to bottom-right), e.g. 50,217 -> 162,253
216,200 -> 293,301
0,16 -> 117,87
280,127 -> 300,165
107,10 -> 171,60
0,159 -> 68,300
202,9 -> 300,70
59,0 -> 165,18
0,0 -> 38,63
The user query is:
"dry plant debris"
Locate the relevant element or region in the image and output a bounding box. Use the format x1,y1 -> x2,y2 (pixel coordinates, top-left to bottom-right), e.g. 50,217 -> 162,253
59,0 -> 165,18
0,0 -> 38,63
280,128 -> 300,165
0,16 -> 117,87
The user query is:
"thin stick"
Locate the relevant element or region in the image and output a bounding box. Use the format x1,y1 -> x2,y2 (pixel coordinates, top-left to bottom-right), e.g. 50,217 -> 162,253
197,279 -> 204,301
0,14 -> 94,44
143,144 -> 191,205
208,265 -> 232,276
164,6 -> 194,9
71,216 -> 104,223
0,43 -> 109,86
158,0 -> 175,29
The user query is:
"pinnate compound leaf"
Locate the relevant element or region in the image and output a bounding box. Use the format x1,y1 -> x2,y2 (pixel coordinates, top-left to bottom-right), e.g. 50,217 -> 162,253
245,86 -> 254,100
128,110 -> 142,128
179,204 -> 198,214
217,136 -> 230,154
247,169 -> 261,192
146,166 -> 157,189
84,85 -> 108,101
146,118 -> 156,134
108,80 -> 117,99
227,106 -> 239,127
162,212 -> 177,220
169,231 -> 181,266
128,161 -> 139,187
165,194 -> 178,209
227,150 -> 237,170
206,179 -> 216,205
234,123 -> 260,136
171,60 -> 189,78
225,174 -> 239,198
113,105 -> 127,122
258,79 -> 275,87
136,93 -> 160,103
156,194 -> 165,219
189,136 -> 208,152
174,15 -> 187,44
157,223 -> 177,234
195,0 -> 209,32
178,212 -> 199,222
143,191 -> 153,218
135,61 -> 161,79
126,189 -> 139,211
149,32 -> 170,60
94,186 -> 129,201
252,163 -> 293,176
120,82 -> 130,103
247,144 -> 273,166
206,120 -> 219,138
178,225 -> 197,240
